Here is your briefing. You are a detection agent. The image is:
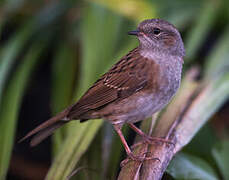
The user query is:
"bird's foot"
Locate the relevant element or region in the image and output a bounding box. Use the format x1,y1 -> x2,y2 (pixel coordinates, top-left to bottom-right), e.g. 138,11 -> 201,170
131,136 -> 174,149
147,136 -> 174,146
120,152 -> 160,167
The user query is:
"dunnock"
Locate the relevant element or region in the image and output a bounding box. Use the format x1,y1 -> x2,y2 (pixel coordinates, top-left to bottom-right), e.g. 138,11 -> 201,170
20,19 -> 185,162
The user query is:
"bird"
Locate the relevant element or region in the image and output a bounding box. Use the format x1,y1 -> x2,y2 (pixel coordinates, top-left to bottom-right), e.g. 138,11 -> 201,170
20,18 -> 185,162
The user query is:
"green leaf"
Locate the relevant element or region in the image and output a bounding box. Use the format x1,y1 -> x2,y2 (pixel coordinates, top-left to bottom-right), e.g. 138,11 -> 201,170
46,120 -> 103,180
79,3 -> 123,90
161,0 -> 202,28
185,0 -> 219,60
47,4 -> 123,179
0,41 -> 47,179
212,140 -> 229,180
183,125 -> 217,162
205,25 -> 229,79
51,41 -> 78,155
0,23 -> 33,107
167,153 -> 218,180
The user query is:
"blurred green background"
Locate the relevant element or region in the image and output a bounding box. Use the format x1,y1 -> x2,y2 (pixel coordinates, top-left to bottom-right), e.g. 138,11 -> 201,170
0,0 -> 228,179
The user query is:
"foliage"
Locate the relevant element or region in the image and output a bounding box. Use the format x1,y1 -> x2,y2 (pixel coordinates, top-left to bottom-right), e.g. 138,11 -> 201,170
0,0 -> 228,179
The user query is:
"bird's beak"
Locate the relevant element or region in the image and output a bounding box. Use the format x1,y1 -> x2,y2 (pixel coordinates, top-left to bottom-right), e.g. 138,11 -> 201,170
128,30 -> 140,36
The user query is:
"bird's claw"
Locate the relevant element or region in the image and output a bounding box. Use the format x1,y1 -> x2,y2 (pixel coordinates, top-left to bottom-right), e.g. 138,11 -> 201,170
120,152 -> 160,167
131,136 -> 175,149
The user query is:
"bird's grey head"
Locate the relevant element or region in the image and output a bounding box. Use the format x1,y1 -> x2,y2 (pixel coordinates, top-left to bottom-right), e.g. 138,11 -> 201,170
128,19 -> 185,57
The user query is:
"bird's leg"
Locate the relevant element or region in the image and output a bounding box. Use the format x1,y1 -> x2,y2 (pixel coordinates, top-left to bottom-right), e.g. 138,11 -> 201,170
113,124 -> 144,162
128,123 -> 174,147
113,124 -> 160,167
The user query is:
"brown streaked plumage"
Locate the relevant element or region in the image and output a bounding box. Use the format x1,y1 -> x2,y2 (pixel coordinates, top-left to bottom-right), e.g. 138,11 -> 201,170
20,18 -> 185,162
68,48 -> 159,121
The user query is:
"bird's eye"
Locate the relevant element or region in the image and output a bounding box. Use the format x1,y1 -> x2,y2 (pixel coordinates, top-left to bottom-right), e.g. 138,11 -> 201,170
153,28 -> 161,35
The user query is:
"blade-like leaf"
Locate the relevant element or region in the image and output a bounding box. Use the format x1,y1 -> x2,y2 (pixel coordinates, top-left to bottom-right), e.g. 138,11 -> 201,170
212,140 -> 229,180
185,0 -> 220,60
46,120 -> 103,180
47,4 -> 123,179
0,23 -> 33,106
0,41 -> 47,179
205,25 -> 229,79
167,153 -> 218,180
51,41 -> 78,155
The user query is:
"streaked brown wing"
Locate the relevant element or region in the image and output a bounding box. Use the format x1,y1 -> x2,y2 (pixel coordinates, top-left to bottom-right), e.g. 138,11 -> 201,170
67,48 -> 155,119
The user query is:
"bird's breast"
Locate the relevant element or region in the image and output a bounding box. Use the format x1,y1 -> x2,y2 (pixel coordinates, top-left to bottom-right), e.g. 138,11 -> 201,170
153,57 -> 182,110
101,54 -> 183,125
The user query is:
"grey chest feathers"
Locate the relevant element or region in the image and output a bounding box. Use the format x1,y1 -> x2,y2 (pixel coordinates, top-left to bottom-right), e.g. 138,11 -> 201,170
108,55 -> 183,125
155,56 -> 182,112
128,54 -> 183,123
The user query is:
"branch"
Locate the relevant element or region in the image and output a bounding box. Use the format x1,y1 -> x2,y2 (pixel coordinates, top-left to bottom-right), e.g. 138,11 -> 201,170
118,68 -> 229,180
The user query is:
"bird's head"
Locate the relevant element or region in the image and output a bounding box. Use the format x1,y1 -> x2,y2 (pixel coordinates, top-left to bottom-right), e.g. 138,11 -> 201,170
128,19 -> 185,57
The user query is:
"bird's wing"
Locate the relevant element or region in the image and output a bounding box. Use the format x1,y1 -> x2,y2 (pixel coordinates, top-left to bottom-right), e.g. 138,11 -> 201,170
67,48 -> 158,119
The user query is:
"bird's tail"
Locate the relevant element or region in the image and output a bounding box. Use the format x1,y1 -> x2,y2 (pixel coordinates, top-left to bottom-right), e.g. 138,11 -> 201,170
19,108 -> 70,146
